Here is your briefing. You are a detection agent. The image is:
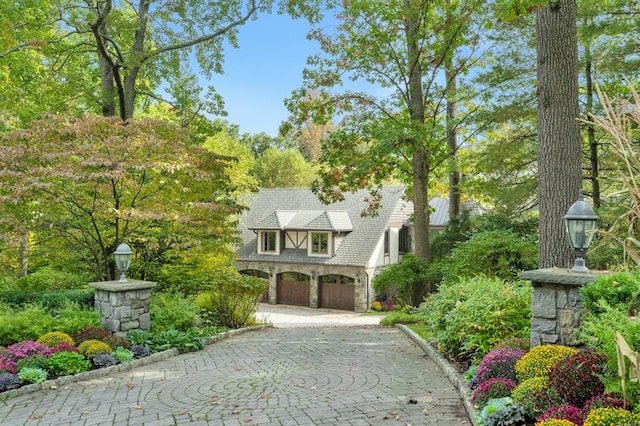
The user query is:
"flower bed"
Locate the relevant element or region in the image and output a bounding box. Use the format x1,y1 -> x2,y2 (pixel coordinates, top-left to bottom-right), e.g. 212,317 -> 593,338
0,329 -> 152,395
467,342 -> 638,426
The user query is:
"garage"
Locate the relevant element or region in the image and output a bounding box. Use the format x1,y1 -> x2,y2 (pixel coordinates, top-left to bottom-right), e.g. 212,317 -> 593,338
319,274 -> 355,311
277,272 -> 310,306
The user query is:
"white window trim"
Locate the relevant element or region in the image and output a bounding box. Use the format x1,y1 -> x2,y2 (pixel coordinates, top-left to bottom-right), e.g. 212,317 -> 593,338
258,230 -> 280,255
308,231 -> 332,257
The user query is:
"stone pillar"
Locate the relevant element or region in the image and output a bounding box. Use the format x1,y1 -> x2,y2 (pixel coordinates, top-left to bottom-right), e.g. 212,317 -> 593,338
89,280 -> 157,337
521,268 -> 604,348
309,273 -> 319,308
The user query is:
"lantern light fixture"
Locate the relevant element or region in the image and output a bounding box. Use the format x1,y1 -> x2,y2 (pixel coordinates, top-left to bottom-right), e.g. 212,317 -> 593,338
563,190 -> 598,273
114,242 -> 133,282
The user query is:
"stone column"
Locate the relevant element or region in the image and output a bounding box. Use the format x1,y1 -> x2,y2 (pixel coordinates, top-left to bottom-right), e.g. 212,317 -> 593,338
521,268 -> 604,348
309,273 -> 319,308
89,280 -> 157,337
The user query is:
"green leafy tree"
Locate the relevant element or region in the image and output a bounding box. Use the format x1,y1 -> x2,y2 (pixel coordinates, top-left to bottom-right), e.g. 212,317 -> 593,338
1,1 -> 321,121
254,147 -> 316,188
287,0 -> 489,285
0,0 -> 99,129
0,115 -> 242,281
203,129 -> 258,196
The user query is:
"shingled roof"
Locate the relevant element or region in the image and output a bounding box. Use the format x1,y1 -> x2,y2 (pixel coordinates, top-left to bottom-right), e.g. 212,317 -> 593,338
235,186 -> 409,267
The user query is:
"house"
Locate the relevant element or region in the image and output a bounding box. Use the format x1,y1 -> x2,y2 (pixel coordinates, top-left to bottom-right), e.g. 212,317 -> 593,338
234,186 -> 414,312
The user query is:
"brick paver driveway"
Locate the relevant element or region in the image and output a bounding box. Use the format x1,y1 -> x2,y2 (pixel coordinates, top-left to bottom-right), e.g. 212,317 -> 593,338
0,317 -> 471,425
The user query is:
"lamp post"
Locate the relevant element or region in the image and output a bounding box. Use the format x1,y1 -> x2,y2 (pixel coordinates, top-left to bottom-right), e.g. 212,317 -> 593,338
114,242 -> 133,282
563,190 -> 598,273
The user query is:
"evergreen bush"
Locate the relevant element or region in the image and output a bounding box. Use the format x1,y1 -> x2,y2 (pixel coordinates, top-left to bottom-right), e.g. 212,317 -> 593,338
438,230 -> 538,282
417,276 -> 531,361
580,271 -> 640,316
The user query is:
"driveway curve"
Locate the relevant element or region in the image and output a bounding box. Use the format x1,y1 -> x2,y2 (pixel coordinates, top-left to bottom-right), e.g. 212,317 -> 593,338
0,307 -> 472,426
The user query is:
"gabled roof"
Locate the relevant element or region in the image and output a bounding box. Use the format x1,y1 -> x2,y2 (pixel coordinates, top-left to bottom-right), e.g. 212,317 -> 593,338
250,210 -> 353,232
235,186 -> 411,267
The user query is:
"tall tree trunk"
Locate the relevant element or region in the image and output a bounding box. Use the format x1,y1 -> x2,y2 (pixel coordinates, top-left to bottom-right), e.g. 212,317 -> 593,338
584,38 -> 601,208
536,0 -> 582,268
445,51 -> 461,230
405,0 -> 430,298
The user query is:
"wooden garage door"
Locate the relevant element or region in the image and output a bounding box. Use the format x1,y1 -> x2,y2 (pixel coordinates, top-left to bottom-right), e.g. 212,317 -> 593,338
277,272 -> 310,306
319,275 -> 355,311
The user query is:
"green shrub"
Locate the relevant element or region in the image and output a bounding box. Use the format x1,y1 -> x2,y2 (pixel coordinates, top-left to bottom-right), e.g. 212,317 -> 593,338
127,329 -> 204,353
17,367 -> 48,384
438,230 -> 538,281
515,345 -> 578,382
580,271 -> 640,316
417,276 -> 532,361
13,267 -> 90,291
16,355 -> 49,372
0,289 -> 94,310
52,301 -> 102,335
372,254 -> 430,306
46,351 -> 91,376
37,331 -> 75,348
206,270 -> 267,329
577,302 -> 640,373
0,301 -> 100,346
151,293 -> 201,332
0,305 -> 58,346
379,311 -> 423,326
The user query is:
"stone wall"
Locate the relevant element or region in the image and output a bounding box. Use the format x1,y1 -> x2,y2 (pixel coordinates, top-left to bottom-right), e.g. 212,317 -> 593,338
521,269 -> 601,347
89,280 -> 157,337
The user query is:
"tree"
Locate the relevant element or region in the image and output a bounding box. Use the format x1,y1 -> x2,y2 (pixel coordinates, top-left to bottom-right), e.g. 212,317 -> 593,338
287,0 -> 487,275
0,115 -> 242,280
1,1 -> 320,121
254,147 -> 316,188
0,0 -> 99,129
536,0 -> 583,268
203,128 -> 259,196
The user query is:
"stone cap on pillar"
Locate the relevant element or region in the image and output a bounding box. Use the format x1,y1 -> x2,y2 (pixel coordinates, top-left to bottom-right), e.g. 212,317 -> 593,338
89,280 -> 157,292
520,268 -> 606,287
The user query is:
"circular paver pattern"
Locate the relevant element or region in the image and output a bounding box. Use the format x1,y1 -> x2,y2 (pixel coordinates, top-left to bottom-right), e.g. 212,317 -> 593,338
0,326 -> 471,425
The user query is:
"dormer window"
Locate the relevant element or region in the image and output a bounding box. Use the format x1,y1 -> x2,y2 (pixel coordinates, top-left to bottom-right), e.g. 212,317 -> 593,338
309,232 -> 330,256
259,230 -> 279,254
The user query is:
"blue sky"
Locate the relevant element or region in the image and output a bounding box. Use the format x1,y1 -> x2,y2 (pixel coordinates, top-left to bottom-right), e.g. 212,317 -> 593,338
204,13 -> 319,137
